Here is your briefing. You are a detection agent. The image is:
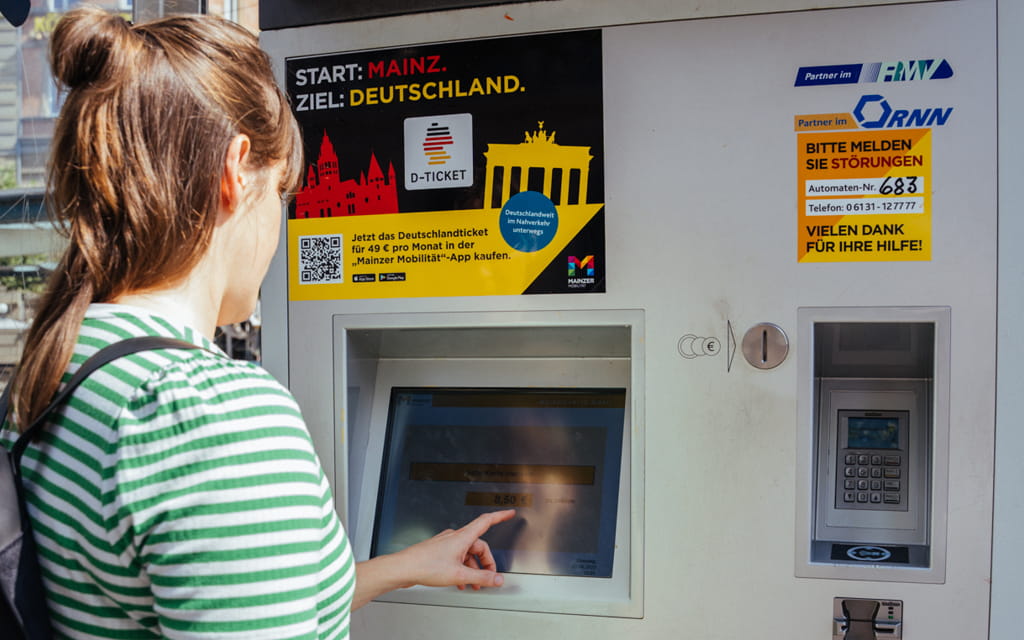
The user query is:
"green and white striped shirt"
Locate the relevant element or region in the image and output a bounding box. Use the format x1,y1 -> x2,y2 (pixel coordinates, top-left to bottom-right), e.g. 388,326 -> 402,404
2,304 -> 354,638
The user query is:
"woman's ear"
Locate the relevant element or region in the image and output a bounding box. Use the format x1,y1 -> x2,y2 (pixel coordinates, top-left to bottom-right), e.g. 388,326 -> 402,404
218,134 -> 252,223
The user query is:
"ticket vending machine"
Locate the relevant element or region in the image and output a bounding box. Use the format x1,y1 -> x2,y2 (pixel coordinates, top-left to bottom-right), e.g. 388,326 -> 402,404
259,0 -> 1019,638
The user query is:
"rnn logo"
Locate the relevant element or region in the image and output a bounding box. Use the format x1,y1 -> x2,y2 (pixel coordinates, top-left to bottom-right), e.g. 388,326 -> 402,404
863,59 -> 954,83
568,255 -> 594,277
853,94 -> 953,129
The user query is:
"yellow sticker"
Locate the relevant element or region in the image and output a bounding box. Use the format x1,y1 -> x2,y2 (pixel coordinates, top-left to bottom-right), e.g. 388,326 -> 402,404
797,128 -> 931,262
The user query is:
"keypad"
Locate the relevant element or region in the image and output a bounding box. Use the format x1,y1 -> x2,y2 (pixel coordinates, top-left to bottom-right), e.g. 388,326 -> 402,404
838,449 -> 903,509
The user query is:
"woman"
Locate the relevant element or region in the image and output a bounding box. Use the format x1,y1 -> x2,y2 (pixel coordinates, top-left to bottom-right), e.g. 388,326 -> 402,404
2,7 -> 512,638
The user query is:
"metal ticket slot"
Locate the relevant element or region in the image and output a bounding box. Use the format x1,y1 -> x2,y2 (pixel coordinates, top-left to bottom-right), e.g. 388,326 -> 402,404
833,598 -> 903,640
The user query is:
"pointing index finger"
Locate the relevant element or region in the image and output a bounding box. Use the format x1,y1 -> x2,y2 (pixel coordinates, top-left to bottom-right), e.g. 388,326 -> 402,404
461,509 -> 516,539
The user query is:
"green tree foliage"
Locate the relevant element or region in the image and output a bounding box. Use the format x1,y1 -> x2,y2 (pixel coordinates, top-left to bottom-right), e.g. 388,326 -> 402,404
0,254 -> 47,292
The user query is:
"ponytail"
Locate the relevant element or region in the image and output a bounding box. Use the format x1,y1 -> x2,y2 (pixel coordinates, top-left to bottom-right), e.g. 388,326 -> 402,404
10,7 -> 301,431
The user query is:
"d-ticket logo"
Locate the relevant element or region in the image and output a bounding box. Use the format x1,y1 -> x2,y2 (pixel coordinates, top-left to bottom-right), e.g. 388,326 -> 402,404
403,113 -> 473,190
795,59 -> 953,87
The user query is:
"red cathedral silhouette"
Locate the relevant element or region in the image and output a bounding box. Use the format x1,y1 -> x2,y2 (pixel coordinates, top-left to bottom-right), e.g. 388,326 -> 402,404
294,131 -> 399,218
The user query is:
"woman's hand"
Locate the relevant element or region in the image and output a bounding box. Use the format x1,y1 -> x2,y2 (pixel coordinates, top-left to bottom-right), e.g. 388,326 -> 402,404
396,509 -> 516,590
353,509 -> 516,609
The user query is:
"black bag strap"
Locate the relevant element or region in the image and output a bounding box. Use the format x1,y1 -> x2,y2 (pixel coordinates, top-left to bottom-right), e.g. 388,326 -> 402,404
6,336 -> 201,469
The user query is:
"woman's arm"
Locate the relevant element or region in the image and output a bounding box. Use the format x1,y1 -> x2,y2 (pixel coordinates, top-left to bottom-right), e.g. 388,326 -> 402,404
353,509 -> 516,609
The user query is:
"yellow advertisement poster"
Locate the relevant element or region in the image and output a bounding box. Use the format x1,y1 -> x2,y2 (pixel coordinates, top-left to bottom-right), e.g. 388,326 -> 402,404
796,125 -> 932,263
285,31 -> 605,300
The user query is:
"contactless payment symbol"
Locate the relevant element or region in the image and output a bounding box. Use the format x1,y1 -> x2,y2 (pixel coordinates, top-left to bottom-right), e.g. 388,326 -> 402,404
404,113 -> 473,190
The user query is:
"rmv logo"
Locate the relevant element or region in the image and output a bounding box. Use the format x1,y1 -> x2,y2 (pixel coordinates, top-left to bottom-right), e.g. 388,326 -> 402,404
875,59 -> 954,82
853,94 -> 953,129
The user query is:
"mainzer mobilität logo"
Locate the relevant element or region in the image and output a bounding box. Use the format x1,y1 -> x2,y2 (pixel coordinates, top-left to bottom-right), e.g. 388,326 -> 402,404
852,94 -> 953,129
568,255 -> 595,289
795,58 -> 954,87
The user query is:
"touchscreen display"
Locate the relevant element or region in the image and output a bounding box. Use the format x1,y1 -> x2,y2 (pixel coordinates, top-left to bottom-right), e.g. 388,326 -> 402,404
371,387 -> 626,578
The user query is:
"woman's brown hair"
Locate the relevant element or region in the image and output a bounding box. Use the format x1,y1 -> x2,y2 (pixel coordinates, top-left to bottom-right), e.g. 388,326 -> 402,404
10,7 -> 302,431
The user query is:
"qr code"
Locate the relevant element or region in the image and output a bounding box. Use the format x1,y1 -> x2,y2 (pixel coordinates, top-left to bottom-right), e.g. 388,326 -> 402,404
299,234 -> 343,284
